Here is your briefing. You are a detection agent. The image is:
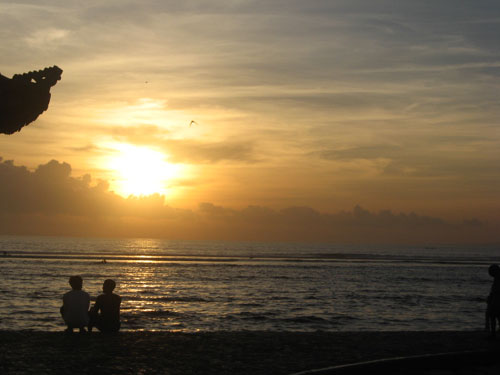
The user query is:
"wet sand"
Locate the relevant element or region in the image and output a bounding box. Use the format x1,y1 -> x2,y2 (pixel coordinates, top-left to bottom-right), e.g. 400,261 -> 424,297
0,330 -> 498,374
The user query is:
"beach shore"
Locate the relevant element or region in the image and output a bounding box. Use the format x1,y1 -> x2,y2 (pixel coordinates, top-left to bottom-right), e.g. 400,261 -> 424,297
0,330 -> 498,374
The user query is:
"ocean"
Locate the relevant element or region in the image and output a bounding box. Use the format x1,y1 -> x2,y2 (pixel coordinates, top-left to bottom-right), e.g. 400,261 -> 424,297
0,235 -> 498,332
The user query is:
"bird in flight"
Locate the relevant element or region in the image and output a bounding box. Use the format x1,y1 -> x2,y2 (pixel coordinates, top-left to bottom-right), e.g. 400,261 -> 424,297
189,120 -> 198,127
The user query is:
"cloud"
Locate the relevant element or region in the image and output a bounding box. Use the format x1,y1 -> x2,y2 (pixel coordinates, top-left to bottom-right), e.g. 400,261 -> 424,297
163,139 -> 258,164
312,134 -> 500,182
193,202 -> 492,243
24,27 -> 70,48
0,158 -> 118,216
106,125 -> 259,164
67,144 -> 101,153
0,157 -> 496,243
316,145 -> 401,161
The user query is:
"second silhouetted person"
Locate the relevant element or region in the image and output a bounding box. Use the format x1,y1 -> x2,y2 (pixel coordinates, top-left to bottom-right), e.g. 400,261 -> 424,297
89,279 -> 121,333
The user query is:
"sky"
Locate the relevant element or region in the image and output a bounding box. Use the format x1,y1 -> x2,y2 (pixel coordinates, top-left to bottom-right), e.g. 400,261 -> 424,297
0,0 -> 499,243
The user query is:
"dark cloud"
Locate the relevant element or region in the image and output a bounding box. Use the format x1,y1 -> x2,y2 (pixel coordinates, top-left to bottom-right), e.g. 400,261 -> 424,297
313,135 -> 500,183
198,202 -> 234,216
66,144 -> 100,153
463,218 -> 484,227
0,158 -> 119,216
0,157 -> 495,243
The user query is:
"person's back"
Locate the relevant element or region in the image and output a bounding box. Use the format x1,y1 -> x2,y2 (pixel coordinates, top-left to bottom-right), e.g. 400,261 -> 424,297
61,276 -> 90,333
90,279 -> 121,333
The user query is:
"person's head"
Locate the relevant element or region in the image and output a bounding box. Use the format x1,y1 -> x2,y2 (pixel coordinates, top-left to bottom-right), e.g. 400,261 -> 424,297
489,264 -> 500,278
103,279 -> 116,294
69,276 -> 83,290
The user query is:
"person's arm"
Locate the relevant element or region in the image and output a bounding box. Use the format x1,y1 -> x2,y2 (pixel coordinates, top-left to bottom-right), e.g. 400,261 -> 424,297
92,295 -> 102,315
115,295 -> 122,319
61,293 -> 68,315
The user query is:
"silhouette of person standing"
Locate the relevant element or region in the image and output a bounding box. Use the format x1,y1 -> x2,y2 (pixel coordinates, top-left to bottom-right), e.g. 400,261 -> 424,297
60,276 -> 90,333
486,264 -> 500,338
89,279 -> 121,333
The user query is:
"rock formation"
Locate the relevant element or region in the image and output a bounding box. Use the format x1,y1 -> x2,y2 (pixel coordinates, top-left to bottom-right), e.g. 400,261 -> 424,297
0,66 -> 63,134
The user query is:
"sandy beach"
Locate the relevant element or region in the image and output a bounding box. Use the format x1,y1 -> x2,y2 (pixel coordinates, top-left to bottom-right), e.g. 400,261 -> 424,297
0,330 -> 498,374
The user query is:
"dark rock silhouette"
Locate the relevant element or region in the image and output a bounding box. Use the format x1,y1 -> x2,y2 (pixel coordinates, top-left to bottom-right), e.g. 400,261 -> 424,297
0,66 -> 62,134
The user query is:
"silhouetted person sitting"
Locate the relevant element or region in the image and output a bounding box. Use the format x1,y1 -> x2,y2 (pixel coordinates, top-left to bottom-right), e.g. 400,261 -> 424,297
486,264 -> 500,339
89,279 -> 121,333
60,275 -> 90,334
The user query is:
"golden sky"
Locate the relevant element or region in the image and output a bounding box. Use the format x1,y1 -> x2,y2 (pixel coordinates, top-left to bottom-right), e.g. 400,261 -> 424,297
0,1 -> 499,242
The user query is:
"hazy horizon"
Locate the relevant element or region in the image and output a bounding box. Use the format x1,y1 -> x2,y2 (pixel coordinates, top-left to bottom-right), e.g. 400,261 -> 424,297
1,1 -> 499,244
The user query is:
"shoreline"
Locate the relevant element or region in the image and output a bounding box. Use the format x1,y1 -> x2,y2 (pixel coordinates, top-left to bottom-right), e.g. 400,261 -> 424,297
1,330 -> 499,374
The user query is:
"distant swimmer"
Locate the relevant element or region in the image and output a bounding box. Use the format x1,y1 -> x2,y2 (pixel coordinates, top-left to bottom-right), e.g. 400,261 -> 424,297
189,120 -> 198,127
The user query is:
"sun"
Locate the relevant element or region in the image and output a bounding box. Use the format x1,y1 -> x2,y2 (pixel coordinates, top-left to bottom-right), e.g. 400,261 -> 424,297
107,144 -> 181,197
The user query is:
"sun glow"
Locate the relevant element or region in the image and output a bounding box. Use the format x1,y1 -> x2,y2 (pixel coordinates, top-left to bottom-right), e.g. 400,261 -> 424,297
107,144 -> 181,197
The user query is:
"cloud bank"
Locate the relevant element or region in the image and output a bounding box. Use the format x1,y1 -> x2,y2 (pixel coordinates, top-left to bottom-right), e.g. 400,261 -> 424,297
0,158 -> 495,244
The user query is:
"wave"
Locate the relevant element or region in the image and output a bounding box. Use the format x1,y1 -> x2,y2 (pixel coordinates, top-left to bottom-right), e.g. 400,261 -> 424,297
222,312 -> 360,326
142,309 -> 184,317
0,251 -> 500,268
279,315 -> 359,324
27,291 -> 54,299
127,296 -> 210,303
3,249 -> 499,266
122,309 -> 185,319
